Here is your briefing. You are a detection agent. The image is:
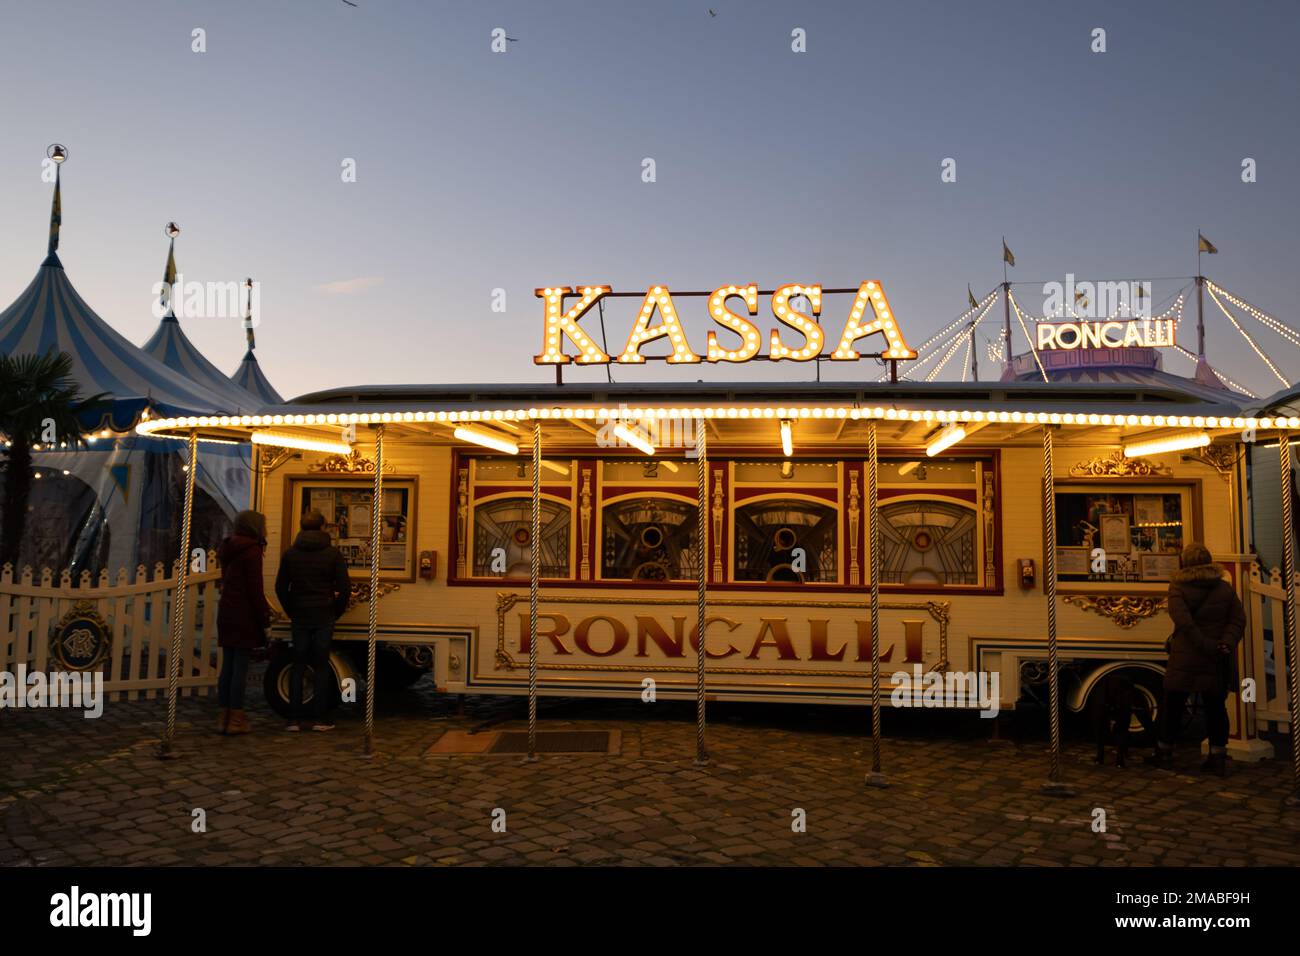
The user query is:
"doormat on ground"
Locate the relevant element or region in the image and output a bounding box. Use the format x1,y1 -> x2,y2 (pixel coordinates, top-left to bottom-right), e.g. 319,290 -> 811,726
425,729 -> 621,756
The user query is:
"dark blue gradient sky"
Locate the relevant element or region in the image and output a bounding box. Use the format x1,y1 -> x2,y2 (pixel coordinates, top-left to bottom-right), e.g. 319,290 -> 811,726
1,0 -> 1297,398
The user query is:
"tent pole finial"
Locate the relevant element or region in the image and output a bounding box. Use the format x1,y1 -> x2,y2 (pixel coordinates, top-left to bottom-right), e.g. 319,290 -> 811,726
46,144 -> 67,258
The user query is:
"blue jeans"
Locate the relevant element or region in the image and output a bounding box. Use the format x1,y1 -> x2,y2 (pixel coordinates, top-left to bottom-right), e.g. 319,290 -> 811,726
217,648 -> 249,709
289,623 -> 335,720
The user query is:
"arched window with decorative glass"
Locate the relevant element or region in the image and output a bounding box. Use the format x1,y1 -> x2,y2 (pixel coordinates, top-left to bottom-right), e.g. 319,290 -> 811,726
470,496 -> 572,580
877,456 -> 997,590
733,496 -> 839,583
599,495 -> 700,581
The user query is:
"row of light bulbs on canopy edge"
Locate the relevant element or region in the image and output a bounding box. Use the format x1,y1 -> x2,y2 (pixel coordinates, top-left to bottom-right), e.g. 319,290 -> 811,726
6,427 -> 123,452
20,427 -> 172,480
136,406 -> 1294,463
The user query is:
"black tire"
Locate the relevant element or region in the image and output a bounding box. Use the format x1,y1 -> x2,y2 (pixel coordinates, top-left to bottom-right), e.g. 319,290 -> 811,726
1126,670 -> 1163,744
341,645 -> 428,693
263,651 -> 342,719
1085,667 -> 1163,745
375,651 -> 427,691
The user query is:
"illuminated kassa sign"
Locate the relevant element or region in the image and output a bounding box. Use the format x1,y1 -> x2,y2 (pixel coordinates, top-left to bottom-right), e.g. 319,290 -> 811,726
533,283 -> 917,365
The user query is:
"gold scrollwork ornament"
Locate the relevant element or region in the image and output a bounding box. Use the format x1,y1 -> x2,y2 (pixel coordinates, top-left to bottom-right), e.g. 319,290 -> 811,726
1068,450 -> 1171,477
1061,594 -> 1167,629
346,580 -> 401,611
309,448 -> 394,474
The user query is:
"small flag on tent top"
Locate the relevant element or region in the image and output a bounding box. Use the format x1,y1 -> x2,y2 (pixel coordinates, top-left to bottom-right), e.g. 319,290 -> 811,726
1002,240 -> 1015,267
1198,232 -> 1219,254
967,285 -> 978,309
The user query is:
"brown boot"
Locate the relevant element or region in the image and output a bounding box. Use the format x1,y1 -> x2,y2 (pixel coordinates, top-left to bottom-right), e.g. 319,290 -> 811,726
217,707 -> 230,735
226,710 -> 252,735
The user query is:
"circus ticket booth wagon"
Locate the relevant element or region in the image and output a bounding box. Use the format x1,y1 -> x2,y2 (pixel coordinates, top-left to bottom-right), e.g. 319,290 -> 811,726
136,281 -> 1298,790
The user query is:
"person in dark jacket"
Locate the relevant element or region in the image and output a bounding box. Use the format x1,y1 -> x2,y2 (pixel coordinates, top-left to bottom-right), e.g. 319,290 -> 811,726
216,510 -> 272,735
275,510 -> 351,731
1148,543 -> 1245,775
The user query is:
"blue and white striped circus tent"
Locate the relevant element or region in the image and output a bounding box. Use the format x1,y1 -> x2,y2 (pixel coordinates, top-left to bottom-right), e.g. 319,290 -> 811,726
0,254 -> 243,430
134,232 -> 270,575
232,347 -> 283,405
141,230 -> 264,409
0,165 -> 262,576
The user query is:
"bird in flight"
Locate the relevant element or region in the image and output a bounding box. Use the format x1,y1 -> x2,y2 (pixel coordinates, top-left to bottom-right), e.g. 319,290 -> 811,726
708,8 -> 717,16
341,0 -> 358,6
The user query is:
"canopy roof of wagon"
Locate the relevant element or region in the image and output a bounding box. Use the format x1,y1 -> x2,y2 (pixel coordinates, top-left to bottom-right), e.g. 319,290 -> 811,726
132,378 -> 1294,455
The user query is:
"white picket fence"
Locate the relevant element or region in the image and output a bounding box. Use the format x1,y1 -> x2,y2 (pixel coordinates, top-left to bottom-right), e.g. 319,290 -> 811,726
0,555 -> 223,701
2,554 -> 1295,723
1245,564 -> 1295,728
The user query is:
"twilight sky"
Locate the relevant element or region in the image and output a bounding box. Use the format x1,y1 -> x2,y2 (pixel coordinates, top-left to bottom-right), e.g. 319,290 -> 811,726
1,0 -> 1297,400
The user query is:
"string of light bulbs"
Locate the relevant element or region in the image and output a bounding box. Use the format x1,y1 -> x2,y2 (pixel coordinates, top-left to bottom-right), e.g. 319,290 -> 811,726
1010,289 -> 1186,325
877,288 -> 998,381
896,322 -> 971,382
1169,345 -> 1257,398
986,336 -> 1004,364
1205,282 -> 1289,387
893,294 -> 998,382
1005,290 -> 1049,382
1207,281 -> 1300,350
923,327 -> 971,382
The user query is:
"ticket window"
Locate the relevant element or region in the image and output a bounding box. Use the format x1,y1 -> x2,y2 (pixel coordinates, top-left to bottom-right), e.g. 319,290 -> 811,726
1053,486 -> 1192,585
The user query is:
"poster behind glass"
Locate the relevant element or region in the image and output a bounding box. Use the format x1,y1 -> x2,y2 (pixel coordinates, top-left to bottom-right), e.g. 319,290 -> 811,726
1054,489 -> 1184,583
297,483 -> 411,575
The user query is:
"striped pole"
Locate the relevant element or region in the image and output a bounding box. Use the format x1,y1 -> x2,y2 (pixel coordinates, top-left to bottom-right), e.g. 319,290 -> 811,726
1041,425 -> 1073,795
1277,435 -> 1300,803
364,425 -> 384,755
866,421 -> 887,787
158,429 -> 198,759
527,421 -> 541,762
694,421 -> 709,766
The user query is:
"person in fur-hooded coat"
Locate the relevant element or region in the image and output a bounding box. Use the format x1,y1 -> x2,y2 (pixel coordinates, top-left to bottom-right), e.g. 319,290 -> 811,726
1149,543 -> 1244,775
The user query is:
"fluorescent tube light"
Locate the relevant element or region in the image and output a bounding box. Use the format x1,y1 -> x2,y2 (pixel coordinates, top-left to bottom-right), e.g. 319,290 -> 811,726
454,425 -> 519,455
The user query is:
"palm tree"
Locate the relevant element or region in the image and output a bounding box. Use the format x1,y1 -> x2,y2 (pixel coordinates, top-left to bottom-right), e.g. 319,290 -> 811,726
0,352 -> 106,570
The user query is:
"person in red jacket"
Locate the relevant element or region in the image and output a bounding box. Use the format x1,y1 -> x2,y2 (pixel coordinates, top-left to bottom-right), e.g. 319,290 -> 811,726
216,510 -> 272,735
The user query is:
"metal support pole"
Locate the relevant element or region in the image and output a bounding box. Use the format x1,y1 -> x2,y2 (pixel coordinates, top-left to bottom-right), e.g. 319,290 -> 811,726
251,443 -> 262,513
1002,281 -> 1012,376
1196,274 -> 1206,358
866,421 -> 887,787
364,425 -> 384,756
527,421 -> 541,762
1277,435 -> 1300,804
694,422 -> 709,766
158,430 -> 198,759
1041,425 -> 1074,795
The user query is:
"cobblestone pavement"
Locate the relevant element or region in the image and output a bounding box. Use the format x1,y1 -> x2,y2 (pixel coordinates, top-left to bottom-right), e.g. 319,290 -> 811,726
2,670 -> 1298,867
